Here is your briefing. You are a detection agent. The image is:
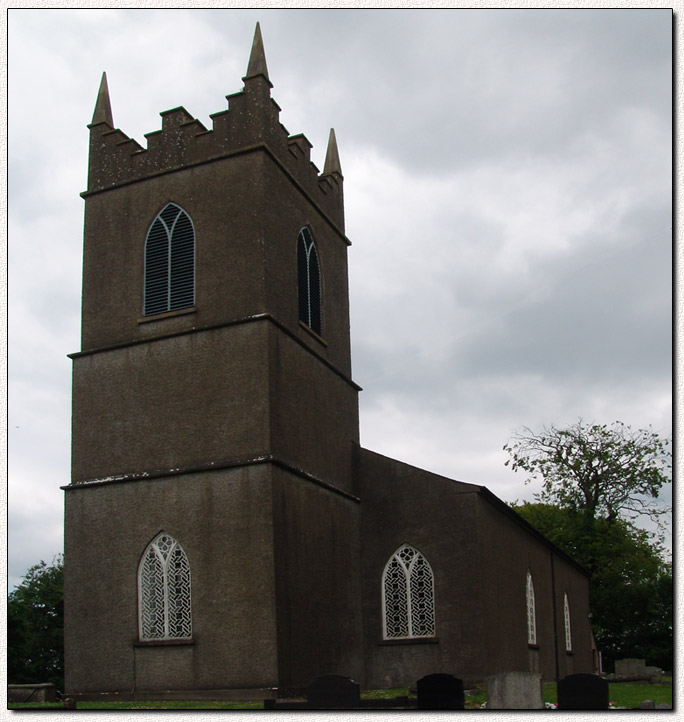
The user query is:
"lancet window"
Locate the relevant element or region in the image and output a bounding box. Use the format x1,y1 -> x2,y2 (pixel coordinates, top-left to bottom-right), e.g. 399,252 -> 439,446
382,544 -> 435,639
564,592 -> 572,652
144,203 -> 195,316
526,571 -> 537,645
297,226 -> 322,336
138,532 -> 192,640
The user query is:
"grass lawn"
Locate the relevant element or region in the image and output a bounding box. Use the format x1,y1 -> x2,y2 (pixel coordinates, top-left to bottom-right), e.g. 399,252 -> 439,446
9,700 -> 265,710
542,679 -> 672,708
8,677 -> 672,710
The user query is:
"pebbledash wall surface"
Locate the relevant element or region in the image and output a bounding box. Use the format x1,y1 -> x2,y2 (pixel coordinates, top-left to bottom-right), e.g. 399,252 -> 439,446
63,24 -> 593,700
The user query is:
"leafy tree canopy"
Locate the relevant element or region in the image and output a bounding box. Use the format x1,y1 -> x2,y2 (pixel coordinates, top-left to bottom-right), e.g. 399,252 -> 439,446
504,420 -> 671,524
8,555 -> 64,689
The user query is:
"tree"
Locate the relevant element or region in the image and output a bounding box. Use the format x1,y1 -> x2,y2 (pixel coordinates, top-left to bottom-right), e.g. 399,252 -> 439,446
8,556 -> 64,689
514,503 -> 673,671
504,421 -> 671,524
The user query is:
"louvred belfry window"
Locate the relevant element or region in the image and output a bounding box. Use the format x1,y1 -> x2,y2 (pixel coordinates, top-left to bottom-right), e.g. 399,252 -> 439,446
138,533 -> 192,640
297,227 -> 322,336
144,203 -> 195,316
382,544 -> 435,639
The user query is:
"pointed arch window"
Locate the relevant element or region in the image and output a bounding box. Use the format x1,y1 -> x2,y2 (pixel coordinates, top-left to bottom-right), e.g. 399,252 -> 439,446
526,571 -> 537,645
563,592 -> 572,652
138,533 -> 192,640
144,203 -> 195,316
382,544 -> 435,639
297,227 -> 322,336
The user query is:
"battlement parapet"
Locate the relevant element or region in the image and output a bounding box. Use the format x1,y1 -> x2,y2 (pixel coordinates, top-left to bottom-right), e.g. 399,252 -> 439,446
86,75 -> 344,230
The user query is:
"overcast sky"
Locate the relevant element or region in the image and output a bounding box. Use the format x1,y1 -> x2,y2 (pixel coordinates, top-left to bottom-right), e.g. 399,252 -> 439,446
7,7 -> 673,590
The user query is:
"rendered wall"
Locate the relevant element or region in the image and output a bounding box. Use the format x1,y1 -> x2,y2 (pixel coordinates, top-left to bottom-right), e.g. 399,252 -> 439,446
475,496 -> 593,681
81,152 -> 270,352
549,553 -> 593,679
268,324 -> 359,495
64,465 -> 278,697
71,322 -> 270,482
260,157 -> 352,377
271,466 -> 363,688
357,447 -> 488,688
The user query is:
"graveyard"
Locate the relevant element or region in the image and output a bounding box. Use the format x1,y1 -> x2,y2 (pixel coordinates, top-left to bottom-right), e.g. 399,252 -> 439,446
8,672 -> 673,710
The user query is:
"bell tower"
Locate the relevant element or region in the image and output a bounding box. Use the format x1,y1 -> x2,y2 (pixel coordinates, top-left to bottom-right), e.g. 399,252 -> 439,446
64,24 -> 363,699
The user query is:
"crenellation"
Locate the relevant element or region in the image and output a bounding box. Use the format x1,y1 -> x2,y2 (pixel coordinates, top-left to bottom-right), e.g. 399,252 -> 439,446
116,138 -> 144,154
161,106 -> 194,125
85,34 -> 344,232
101,127 -> 130,146
288,134 -> 312,163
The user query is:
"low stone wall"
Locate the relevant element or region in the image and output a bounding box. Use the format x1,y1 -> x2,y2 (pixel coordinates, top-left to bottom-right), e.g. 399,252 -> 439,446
7,683 -> 58,703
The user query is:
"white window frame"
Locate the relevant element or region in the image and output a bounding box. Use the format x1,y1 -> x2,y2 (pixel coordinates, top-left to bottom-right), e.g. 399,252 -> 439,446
381,544 -> 436,640
138,532 -> 192,641
526,571 -> 537,645
563,592 -> 572,652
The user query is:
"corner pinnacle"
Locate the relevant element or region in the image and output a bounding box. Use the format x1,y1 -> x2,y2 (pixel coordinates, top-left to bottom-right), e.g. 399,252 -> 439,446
244,22 -> 271,85
91,72 -> 114,127
323,128 -> 343,177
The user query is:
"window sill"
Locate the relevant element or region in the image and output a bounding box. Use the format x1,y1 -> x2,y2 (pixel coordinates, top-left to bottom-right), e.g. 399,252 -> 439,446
134,638 -> 194,647
138,307 -> 197,324
298,320 -> 327,346
380,636 -> 439,646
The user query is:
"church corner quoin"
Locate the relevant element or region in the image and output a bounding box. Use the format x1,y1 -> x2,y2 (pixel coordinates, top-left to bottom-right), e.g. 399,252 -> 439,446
63,24 -> 593,701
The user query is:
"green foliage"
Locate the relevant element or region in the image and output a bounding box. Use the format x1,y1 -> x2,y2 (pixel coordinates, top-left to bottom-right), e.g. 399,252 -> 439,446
7,556 -> 64,689
514,503 -> 672,670
504,421 -> 671,524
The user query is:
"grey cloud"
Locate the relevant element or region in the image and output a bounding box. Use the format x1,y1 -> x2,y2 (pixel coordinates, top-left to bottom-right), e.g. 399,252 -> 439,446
268,10 -> 671,174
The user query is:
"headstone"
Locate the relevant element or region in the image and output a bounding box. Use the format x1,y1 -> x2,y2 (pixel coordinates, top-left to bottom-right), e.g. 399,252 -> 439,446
417,673 -> 465,710
306,674 -> 361,709
615,658 -> 646,677
640,699 -> 655,709
557,673 -> 609,710
486,671 -> 544,709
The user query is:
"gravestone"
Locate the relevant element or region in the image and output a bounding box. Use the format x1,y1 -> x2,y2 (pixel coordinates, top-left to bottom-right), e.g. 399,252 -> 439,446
417,673 -> 465,710
557,673 -> 609,710
615,658 -> 646,677
486,671 -> 544,709
306,674 -> 361,709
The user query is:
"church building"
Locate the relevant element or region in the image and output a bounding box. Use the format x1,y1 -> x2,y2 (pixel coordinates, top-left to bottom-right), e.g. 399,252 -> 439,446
63,25 -> 593,701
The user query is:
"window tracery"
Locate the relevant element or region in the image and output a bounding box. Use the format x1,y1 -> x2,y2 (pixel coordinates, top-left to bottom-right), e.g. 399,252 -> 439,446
139,533 -> 192,640
297,227 -> 322,336
564,592 -> 572,652
382,544 -> 435,639
526,571 -> 537,645
144,203 -> 195,316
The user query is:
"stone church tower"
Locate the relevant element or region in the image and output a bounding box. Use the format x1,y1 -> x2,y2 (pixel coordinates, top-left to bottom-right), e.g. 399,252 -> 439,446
65,24 -> 363,697
64,25 -> 594,701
